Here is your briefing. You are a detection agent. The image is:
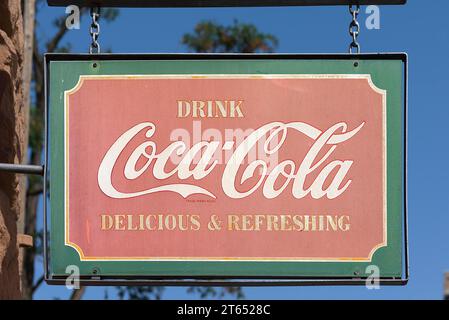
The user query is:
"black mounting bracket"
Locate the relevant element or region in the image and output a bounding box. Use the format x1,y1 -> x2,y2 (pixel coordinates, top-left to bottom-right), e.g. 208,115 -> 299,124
0,163 -> 44,176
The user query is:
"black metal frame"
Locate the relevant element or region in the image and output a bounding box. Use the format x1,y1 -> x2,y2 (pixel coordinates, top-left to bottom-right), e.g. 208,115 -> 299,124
47,0 -> 407,7
41,52 -> 408,286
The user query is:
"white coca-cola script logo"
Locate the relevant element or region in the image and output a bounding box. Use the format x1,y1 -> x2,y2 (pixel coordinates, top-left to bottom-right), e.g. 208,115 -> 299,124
97,121 -> 364,200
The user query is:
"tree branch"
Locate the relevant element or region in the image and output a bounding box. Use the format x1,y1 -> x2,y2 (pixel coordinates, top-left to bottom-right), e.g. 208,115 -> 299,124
27,187 -> 43,197
46,17 -> 69,52
46,8 -> 89,53
70,287 -> 86,300
31,275 -> 44,294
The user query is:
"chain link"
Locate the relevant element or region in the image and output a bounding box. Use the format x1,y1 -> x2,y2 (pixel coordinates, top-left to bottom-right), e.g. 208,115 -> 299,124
348,5 -> 361,54
89,7 -> 100,54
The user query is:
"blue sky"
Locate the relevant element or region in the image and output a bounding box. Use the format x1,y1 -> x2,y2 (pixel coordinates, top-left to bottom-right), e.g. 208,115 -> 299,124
34,0 -> 449,299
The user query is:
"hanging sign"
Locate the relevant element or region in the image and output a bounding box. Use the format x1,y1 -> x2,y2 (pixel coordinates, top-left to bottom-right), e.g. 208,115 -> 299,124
45,54 -> 407,284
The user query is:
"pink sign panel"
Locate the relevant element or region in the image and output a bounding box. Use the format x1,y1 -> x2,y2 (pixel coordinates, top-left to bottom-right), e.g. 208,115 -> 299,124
64,74 -> 386,262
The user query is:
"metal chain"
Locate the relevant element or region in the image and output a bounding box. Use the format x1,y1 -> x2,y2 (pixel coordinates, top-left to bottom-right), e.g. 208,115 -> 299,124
89,7 -> 100,54
348,5 -> 361,54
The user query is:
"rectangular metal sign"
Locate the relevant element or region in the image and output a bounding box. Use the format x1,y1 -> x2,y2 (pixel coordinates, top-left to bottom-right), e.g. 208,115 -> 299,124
47,0 -> 407,7
45,54 -> 407,285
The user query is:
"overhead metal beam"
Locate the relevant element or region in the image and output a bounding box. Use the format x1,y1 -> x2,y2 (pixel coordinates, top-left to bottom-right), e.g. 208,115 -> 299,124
47,0 -> 407,8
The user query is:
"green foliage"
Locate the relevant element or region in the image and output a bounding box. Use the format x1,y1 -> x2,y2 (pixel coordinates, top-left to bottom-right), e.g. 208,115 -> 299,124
182,20 -> 278,53
116,286 -> 165,300
34,230 -> 46,257
54,44 -> 72,53
100,8 -> 120,22
187,287 -> 245,299
29,106 -> 44,152
115,286 -> 244,300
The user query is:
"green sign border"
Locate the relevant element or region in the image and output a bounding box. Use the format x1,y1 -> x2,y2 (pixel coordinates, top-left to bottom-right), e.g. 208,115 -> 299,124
45,54 -> 407,284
